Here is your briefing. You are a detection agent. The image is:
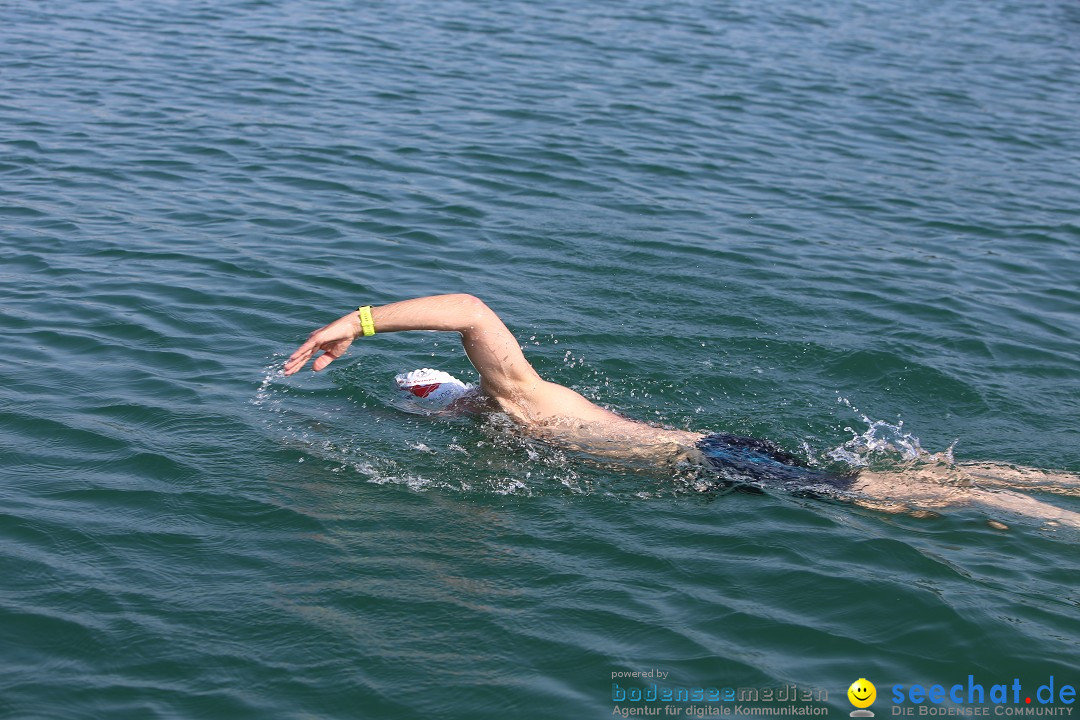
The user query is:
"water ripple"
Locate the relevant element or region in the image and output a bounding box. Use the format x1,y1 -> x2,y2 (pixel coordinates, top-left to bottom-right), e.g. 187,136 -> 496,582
2,0 -> 1079,717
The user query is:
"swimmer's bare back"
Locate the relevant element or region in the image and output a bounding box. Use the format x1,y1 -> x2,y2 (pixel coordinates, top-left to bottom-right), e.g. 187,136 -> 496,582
284,294 -> 1080,528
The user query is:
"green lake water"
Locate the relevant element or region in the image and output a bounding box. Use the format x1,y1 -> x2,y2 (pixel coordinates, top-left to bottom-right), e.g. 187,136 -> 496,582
1,0 -> 1078,718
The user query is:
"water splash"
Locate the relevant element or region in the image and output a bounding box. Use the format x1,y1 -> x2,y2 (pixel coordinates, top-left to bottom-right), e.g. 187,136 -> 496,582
253,357 -> 289,413
828,396 -> 955,468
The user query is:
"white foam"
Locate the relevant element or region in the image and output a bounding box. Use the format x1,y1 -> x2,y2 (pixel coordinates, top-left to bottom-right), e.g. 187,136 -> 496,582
829,395 -> 955,467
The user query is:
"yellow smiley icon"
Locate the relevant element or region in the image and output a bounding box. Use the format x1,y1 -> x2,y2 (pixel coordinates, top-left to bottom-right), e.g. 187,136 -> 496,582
847,678 -> 876,709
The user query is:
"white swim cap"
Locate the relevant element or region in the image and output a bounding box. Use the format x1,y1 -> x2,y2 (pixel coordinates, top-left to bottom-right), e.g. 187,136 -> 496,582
394,368 -> 473,409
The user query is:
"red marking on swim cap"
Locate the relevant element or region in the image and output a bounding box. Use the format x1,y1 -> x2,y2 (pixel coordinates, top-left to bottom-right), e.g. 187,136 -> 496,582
409,383 -> 440,398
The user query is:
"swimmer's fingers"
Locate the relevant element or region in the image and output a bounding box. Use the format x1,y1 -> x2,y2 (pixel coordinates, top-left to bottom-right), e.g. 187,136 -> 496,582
311,339 -> 353,372
283,335 -> 322,375
283,340 -> 333,375
280,343 -> 315,377
283,312 -> 363,376
284,334 -> 354,375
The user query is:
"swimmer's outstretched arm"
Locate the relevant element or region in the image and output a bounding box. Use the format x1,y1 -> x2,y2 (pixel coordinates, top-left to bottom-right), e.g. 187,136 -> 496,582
285,294 -> 679,440
283,294 -> 541,396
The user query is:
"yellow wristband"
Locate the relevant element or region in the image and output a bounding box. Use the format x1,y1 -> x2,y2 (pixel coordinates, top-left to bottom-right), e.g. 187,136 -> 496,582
357,305 -> 376,337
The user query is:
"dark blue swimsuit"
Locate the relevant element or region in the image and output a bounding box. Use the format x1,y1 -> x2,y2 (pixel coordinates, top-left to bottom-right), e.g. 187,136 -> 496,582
697,433 -> 857,494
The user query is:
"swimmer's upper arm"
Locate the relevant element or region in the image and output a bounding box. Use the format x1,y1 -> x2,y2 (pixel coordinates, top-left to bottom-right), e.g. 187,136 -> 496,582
371,294 -> 541,398
458,297 -> 543,397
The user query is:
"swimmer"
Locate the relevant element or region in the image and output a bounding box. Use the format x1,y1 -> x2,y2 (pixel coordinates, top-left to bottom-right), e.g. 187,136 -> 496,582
284,294 -> 1080,528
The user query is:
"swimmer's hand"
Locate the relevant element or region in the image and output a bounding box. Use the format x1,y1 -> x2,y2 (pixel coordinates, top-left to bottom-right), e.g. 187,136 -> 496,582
283,311 -> 362,375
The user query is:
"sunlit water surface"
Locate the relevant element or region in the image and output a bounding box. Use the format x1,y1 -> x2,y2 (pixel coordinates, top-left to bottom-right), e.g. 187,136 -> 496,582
2,0 -> 1078,718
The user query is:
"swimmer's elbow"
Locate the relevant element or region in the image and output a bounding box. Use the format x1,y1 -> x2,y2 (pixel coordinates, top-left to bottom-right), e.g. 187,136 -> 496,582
453,293 -> 487,313
447,294 -> 497,329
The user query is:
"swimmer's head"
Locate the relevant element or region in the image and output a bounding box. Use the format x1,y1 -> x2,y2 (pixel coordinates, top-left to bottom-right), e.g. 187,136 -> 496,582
394,368 -> 474,411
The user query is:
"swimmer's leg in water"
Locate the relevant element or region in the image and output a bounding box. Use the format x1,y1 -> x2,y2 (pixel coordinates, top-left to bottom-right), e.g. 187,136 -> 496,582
955,462 -> 1080,496
852,463 -> 1080,529
697,440 -> 1080,528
